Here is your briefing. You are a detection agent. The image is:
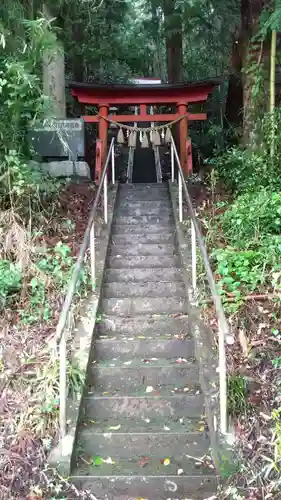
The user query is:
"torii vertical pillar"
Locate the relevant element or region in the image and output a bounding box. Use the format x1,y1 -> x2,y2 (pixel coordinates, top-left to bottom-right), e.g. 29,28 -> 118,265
177,101 -> 188,176
96,103 -> 109,184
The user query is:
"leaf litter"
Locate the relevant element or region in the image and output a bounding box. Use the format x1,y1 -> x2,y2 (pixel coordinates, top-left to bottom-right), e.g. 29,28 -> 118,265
0,182 -> 99,499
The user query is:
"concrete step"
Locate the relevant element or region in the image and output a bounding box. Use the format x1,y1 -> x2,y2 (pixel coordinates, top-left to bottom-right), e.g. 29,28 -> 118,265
102,281 -> 185,298
112,223 -> 174,235
76,431 -> 210,460
109,243 -> 177,257
82,394 -> 204,420
78,416 -> 205,434
94,338 -> 194,360
74,455 -> 214,478
96,314 -> 190,339
116,201 -> 171,211
116,215 -> 174,225
104,267 -> 183,283
111,232 -> 176,245
100,297 -> 188,316
88,359 -> 199,394
119,183 -> 168,189
108,255 -> 181,269
117,207 -> 172,216
72,474 -> 217,499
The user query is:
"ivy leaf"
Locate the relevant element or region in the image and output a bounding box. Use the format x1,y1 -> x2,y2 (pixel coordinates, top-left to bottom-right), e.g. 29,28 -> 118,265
91,455 -> 103,466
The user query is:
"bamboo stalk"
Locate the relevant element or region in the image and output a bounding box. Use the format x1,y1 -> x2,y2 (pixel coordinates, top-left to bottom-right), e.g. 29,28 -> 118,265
270,30 -> 277,158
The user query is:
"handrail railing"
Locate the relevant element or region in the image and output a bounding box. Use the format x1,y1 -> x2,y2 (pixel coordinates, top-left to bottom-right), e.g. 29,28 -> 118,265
55,137 -> 115,445
170,136 -> 234,436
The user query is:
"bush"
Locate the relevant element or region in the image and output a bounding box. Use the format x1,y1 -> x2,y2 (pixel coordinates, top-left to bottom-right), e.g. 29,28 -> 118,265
211,189 -> 281,307
209,110 -> 281,193
0,259 -> 21,309
219,189 -> 281,245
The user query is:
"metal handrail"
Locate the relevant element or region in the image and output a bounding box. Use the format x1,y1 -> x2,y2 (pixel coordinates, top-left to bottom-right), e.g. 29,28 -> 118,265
171,136 -> 234,436
55,137 -> 115,444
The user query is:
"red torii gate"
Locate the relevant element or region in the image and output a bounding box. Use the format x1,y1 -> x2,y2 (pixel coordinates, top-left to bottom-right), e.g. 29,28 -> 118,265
68,80 -> 218,183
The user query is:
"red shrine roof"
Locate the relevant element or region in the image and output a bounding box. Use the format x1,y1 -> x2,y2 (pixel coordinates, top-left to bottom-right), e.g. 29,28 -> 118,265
67,78 -> 220,105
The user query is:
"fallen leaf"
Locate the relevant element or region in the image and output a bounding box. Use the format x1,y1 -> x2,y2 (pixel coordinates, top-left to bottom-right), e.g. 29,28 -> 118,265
176,357 -> 188,363
146,386 -> 154,393
177,468 -> 184,475
102,457 -> 115,464
91,455 -> 103,466
198,424 -> 205,432
238,328 -> 248,357
162,457 -> 171,466
108,424 -> 121,431
163,425 -> 170,431
138,457 -> 149,468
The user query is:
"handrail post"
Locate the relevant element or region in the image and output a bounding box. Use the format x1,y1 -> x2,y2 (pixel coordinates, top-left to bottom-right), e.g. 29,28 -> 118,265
171,141 -> 175,183
90,223 -> 95,290
59,328 -> 67,444
191,220 -> 197,293
104,169 -> 108,224
111,142 -> 115,185
178,169 -> 183,223
219,323 -> 228,435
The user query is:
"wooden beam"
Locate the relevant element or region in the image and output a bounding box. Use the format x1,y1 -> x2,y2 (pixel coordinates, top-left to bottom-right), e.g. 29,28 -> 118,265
83,113 -> 207,123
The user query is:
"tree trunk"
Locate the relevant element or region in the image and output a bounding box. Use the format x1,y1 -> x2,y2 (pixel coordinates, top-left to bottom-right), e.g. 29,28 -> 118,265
225,0 -> 266,144
72,14 -> 85,116
240,0 -> 266,144
42,4 -> 66,118
163,0 -> 183,83
225,27 -> 244,132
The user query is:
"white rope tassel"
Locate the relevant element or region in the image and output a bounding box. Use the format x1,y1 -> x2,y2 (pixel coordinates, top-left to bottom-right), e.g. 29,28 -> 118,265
117,128 -> 125,144
141,131 -> 149,148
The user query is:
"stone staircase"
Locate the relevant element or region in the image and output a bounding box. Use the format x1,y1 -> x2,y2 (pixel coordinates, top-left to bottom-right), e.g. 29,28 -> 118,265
72,183 -> 217,499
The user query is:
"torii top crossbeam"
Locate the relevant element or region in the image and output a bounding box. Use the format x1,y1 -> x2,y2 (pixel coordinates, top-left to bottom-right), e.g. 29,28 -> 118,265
68,79 -> 219,183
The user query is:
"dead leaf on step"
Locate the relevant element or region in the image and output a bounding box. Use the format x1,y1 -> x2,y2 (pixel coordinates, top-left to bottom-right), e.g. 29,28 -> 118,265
138,457 -> 149,468
102,457 -> 115,464
146,386 -> 154,393
161,457 -> 171,466
108,424 -> 121,431
238,328 -> 248,357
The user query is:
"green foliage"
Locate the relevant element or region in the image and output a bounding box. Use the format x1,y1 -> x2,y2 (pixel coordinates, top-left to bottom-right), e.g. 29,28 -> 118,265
0,259 -> 21,309
212,191 -> 281,309
228,375 -> 249,416
18,243 -> 90,325
0,10 -> 60,210
210,110 -> 281,193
